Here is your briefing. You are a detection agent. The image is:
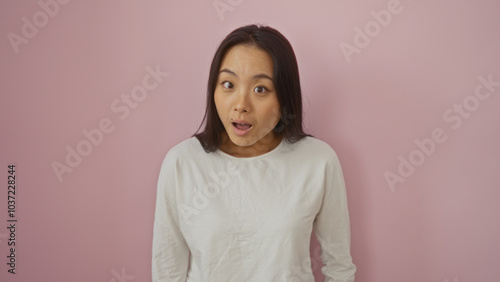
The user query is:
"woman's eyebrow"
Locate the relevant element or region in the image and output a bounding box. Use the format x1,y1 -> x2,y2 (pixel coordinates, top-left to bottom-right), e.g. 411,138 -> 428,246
219,68 -> 273,81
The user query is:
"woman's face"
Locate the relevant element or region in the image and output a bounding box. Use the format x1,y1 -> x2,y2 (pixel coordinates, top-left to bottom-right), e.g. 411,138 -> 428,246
214,44 -> 282,157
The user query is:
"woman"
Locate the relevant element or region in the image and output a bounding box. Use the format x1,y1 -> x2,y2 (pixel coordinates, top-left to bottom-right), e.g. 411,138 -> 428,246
152,24 -> 356,281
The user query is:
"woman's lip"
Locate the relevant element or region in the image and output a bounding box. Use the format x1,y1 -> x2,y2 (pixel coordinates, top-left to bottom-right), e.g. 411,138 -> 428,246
232,119 -> 252,125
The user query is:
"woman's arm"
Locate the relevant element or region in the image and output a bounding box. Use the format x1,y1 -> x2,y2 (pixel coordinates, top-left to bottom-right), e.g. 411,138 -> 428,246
152,154 -> 190,282
313,150 -> 356,282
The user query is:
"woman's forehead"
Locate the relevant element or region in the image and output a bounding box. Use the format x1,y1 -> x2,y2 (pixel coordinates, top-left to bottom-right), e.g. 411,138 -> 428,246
219,45 -> 273,77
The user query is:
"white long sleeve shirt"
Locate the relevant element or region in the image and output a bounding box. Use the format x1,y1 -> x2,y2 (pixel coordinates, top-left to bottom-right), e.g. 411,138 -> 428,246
152,136 -> 356,282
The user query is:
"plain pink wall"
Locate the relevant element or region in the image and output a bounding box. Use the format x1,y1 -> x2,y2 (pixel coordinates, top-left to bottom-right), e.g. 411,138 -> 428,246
1,1 -> 499,281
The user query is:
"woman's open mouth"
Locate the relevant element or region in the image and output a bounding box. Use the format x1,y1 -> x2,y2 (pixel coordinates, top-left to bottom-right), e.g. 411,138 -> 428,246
232,122 -> 253,136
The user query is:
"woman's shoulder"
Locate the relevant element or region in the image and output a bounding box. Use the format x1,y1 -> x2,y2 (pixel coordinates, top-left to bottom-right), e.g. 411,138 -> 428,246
161,137 -> 205,166
291,136 -> 339,156
286,136 -> 341,165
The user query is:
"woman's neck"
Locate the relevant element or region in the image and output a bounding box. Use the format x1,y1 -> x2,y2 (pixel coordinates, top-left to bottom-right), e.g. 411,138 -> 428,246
218,131 -> 283,158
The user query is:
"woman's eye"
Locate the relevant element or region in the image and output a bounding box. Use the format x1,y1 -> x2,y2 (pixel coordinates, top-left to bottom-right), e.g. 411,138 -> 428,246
254,86 -> 267,94
222,81 -> 234,89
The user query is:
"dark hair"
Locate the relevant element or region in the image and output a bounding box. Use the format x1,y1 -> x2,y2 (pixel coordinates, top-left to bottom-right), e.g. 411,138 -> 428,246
193,24 -> 311,152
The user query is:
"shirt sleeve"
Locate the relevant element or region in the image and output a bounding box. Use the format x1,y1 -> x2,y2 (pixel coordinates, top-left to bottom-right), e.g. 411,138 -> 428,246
152,153 -> 190,282
313,150 -> 356,282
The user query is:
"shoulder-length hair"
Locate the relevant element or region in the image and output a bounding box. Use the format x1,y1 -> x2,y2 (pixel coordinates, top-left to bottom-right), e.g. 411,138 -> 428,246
194,24 -> 311,152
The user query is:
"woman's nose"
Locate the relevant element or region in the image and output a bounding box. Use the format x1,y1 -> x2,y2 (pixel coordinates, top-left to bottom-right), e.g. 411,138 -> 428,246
233,89 -> 251,113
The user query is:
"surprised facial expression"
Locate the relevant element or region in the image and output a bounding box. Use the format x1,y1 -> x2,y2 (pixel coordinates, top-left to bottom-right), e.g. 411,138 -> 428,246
214,45 -> 281,152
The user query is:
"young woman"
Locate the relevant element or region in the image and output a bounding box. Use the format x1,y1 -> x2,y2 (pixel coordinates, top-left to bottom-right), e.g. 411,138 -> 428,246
152,24 -> 356,281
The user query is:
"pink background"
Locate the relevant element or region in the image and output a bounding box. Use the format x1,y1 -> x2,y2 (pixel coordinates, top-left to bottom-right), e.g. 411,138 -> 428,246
1,1 -> 499,281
